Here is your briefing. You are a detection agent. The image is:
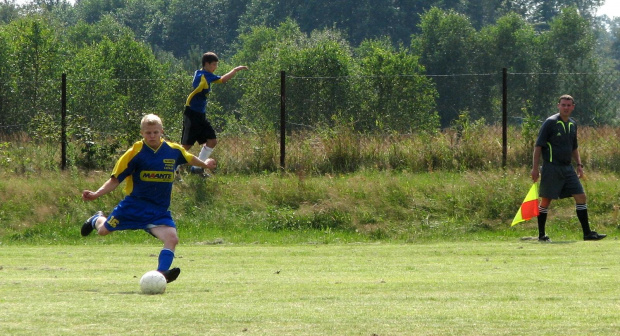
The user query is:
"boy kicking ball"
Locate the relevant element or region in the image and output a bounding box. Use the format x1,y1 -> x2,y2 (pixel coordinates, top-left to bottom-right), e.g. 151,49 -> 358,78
81,114 -> 216,283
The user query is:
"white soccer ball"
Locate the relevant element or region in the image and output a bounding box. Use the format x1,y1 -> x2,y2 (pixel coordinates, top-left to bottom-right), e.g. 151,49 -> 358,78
139,270 -> 167,295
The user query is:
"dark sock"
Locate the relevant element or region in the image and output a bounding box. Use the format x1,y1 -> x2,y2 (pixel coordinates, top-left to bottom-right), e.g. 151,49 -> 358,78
537,206 -> 548,237
576,204 -> 591,235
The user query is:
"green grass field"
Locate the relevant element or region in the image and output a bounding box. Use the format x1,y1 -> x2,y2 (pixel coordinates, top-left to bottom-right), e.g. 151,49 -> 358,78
1,241 -> 619,335
2,138 -> 620,335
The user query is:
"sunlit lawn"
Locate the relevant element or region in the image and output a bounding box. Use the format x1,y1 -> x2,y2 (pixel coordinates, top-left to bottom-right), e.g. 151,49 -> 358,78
1,241 -> 619,335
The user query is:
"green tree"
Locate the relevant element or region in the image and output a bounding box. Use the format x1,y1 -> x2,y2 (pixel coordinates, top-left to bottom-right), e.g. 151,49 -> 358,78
238,0 -> 297,34
74,0 -> 126,24
524,0 -> 604,30
542,7 -> 609,125
240,0 -> 462,47
413,8 -> 477,127
352,38 -> 439,132
0,25 -> 15,128
65,14 -> 132,47
458,0 -> 505,29
232,24 -> 281,65
611,18 -> 620,71
114,0 -> 167,45
284,29 -> 354,130
67,28 -> 167,144
5,16 -> 62,130
476,13 -> 538,122
0,0 -> 20,24
233,20 -> 304,130
234,20 -> 355,131
163,0 -> 247,58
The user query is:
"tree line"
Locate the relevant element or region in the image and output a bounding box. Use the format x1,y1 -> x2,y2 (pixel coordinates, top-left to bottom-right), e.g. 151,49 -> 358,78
2,0 -> 612,60
0,0 -> 619,143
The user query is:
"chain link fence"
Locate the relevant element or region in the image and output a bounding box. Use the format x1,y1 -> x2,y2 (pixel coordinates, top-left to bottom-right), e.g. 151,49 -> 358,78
1,70 -> 619,173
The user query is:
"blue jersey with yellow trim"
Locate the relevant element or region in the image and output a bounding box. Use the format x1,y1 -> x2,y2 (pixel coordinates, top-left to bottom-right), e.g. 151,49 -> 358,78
185,69 -> 222,113
111,139 -> 193,209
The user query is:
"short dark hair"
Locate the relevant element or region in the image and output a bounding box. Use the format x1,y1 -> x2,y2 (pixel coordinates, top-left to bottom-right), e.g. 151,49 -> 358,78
558,94 -> 575,104
202,52 -> 219,66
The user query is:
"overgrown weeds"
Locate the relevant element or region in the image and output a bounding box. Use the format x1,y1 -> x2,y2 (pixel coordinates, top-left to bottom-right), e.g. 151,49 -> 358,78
3,123 -> 620,175
2,123 -> 620,244
2,169 -> 619,244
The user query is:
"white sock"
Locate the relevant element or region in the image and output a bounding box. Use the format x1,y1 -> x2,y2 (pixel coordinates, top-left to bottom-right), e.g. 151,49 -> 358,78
193,146 -> 213,169
198,145 -> 213,161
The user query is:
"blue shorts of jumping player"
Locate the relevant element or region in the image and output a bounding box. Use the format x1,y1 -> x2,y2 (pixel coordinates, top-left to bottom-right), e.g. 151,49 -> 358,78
103,197 -> 176,234
539,163 -> 584,199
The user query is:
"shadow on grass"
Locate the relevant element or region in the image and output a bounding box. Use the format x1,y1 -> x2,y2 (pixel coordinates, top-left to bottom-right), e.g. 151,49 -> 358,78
520,236 -> 578,244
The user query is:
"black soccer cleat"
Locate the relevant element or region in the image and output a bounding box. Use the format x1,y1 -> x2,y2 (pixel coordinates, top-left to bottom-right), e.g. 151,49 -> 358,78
584,231 -> 606,241
161,267 -> 181,283
538,235 -> 551,243
190,166 -> 204,175
190,166 -> 211,178
81,211 -> 103,236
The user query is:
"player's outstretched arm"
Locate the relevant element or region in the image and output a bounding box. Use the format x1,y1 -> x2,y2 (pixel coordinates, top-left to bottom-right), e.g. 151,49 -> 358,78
82,177 -> 120,201
220,66 -> 248,83
189,157 -> 216,170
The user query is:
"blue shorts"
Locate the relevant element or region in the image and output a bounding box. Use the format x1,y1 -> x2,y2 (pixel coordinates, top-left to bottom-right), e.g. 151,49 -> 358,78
104,197 -> 176,233
539,163 -> 584,199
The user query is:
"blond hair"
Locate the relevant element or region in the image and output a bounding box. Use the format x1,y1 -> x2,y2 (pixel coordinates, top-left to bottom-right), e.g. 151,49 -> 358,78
140,114 -> 163,129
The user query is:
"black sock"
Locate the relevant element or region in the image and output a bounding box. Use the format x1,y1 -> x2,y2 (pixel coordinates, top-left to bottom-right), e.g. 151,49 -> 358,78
576,204 -> 591,235
537,206 -> 548,237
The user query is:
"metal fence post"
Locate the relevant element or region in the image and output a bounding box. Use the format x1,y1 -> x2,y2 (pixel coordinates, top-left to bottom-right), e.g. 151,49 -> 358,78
280,70 -> 286,170
502,68 -> 507,169
61,73 -> 67,170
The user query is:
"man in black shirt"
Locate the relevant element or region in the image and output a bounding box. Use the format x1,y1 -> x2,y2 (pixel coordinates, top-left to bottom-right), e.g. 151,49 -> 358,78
530,94 -> 606,242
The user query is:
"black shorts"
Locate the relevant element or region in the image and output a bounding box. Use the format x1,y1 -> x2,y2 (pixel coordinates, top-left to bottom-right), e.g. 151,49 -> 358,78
181,106 -> 216,146
539,163 -> 584,199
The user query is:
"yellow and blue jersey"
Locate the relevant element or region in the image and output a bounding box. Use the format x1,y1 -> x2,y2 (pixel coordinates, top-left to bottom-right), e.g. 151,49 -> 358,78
185,69 -> 222,113
111,139 -> 193,209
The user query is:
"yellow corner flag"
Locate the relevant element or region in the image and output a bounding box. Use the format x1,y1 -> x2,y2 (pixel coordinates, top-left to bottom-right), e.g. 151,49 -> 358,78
511,183 -> 539,226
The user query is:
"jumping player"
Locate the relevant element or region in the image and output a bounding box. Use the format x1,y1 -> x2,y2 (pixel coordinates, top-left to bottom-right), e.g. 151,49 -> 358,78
81,114 -> 216,283
182,51 -> 248,175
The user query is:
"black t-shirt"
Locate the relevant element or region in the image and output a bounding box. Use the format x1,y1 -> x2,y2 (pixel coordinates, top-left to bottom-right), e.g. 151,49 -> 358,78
535,113 -> 578,165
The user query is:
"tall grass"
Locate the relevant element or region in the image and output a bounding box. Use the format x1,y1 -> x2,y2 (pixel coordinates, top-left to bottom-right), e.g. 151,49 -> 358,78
2,168 -> 619,244
2,124 -> 620,244
3,124 -> 620,175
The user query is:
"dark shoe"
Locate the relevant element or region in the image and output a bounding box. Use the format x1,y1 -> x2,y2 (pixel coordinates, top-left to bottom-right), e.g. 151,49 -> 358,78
190,166 -> 210,178
584,231 -> 606,241
81,211 -> 103,236
190,166 -> 204,174
161,267 -> 181,283
538,235 -> 551,242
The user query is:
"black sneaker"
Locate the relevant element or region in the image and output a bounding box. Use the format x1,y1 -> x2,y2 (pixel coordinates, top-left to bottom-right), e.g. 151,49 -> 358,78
538,235 -> 551,242
161,267 -> 181,283
190,166 -> 211,178
81,211 -> 103,236
584,231 -> 607,241
190,166 -> 204,174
